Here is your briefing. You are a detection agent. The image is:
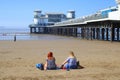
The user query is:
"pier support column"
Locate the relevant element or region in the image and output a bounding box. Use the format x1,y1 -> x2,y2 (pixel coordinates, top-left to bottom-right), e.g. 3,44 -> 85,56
63,28 -> 65,36
38,27 -> 40,33
58,28 -> 60,35
116,28 -> 120,41
75,28 -> 78,37
72,28 -> 77,37
106,28 -> 109,41
111,27 -> 115,41
59,28 -> 61,35
69,28 -> 71,36
110,24 -> 115,41
96,28 -> 100,40
50,27 -> 53,34
30,27 -> 33,33
81,28 -> 84,39
44,27 -> 48,34
60,28 -> 62,35
47,27 -> 49,34
73,28 -> 77,37
83,27 -> 86,39
77,27 -> 81,38
68,28 -> 71,36
92,28 -> 95,39
86,28 -> 89,40
95,28 -> 97,39
55,27 -> 57,34
34,27 -> 36,33
48,27 -> 51,34
46,27 -> 49,34
52,27 -> 55,35
101,28 -> 105,40
90,28 -> 92,40
85,27 -> 88,39
35,27 -> 37,33
71,28 -> 73,36
62,28 -> 64,36
55,27 -> 57,35
67,28 -> 69,36
57,28 -> 59,35
84,27 -> 87,39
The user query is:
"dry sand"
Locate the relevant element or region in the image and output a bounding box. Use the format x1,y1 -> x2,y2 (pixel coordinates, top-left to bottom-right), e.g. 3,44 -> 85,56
0,37 -> 120,80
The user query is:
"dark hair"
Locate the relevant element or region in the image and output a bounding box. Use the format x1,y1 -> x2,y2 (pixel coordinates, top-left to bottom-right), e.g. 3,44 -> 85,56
47,52 -> 53,58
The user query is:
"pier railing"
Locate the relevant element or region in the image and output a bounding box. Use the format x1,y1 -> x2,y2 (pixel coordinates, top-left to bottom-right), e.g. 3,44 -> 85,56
55,13 -> 108,26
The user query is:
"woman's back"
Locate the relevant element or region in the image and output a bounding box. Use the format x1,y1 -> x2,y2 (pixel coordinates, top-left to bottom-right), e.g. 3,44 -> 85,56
47,57 -> 56,69
67,57 -> 77,66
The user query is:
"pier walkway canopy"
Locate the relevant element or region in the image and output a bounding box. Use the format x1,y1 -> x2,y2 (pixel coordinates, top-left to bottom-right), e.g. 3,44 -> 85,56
52,6 -> 118,27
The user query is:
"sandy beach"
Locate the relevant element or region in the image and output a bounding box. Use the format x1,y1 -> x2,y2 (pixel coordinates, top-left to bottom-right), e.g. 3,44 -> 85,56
0,37 -> 120,80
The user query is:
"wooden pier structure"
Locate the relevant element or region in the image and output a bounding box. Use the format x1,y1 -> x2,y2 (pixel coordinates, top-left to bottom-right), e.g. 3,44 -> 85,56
29,0 -> 120,42
29,19 -> 120,42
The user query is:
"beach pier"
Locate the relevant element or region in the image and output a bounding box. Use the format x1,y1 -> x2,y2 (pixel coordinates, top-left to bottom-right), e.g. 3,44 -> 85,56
29,1 -> 120,42
29,20 -> 120,42
45,20 -> 120,41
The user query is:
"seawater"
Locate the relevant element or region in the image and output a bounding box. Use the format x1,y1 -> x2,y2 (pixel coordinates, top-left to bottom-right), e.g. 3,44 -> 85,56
0,28 -> 29,34
0,28 -> 72,40
0,28 -> 29,40
1,28 -> 119,41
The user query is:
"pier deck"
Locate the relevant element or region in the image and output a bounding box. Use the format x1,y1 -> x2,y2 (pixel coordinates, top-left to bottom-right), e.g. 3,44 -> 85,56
29,19 -> 120,42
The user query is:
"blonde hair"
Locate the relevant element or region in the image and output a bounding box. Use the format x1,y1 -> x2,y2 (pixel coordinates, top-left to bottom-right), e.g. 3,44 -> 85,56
69,51 -> 75,58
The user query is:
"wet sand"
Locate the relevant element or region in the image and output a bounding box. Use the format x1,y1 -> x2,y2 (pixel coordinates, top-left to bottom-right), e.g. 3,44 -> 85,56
0,37 -> 120,80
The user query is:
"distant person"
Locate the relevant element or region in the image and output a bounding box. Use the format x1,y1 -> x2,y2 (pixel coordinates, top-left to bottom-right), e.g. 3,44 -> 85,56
14,34 -> 16,42
44,52 -> 57,70
61,51 -> 77,69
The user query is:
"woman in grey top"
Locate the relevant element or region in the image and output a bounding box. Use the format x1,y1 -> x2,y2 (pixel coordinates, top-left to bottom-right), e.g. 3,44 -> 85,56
44,52 -> 56,70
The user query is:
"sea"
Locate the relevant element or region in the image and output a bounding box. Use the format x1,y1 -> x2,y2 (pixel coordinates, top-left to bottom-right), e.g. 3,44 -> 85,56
0,28 -> 119,41
0,28 -> 72,40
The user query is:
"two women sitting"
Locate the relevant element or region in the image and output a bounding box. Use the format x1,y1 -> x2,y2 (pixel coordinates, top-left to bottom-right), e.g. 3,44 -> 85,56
36,51 -> 79,70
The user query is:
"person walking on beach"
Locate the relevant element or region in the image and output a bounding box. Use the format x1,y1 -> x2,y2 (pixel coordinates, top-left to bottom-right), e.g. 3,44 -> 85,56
14,34 -> 16,42
44,52 -> 57,70
61,51 -> 77,69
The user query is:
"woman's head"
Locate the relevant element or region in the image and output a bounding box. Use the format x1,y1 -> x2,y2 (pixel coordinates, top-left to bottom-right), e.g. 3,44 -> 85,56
69,51 -> 75,57
47,52 -> 53,58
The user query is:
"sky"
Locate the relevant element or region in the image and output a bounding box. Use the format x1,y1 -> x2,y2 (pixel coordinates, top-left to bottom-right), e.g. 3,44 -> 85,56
0,0 -> 117,29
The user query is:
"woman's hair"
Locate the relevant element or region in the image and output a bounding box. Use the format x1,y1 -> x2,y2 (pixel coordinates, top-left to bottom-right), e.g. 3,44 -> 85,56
47,52 -> 53,58
69,51 -> 75,57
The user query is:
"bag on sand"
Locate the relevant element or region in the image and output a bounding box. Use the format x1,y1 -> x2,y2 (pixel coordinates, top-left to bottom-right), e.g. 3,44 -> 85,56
76,61 -> 84,69
36,63 -> 44,70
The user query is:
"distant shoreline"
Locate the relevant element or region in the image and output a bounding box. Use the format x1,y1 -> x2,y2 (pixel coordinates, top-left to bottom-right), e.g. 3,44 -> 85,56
0,33 -> 76,41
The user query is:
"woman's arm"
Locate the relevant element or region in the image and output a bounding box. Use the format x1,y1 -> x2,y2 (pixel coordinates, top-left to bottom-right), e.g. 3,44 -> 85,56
62,58 -> 69,65
44,59 -> 48,70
